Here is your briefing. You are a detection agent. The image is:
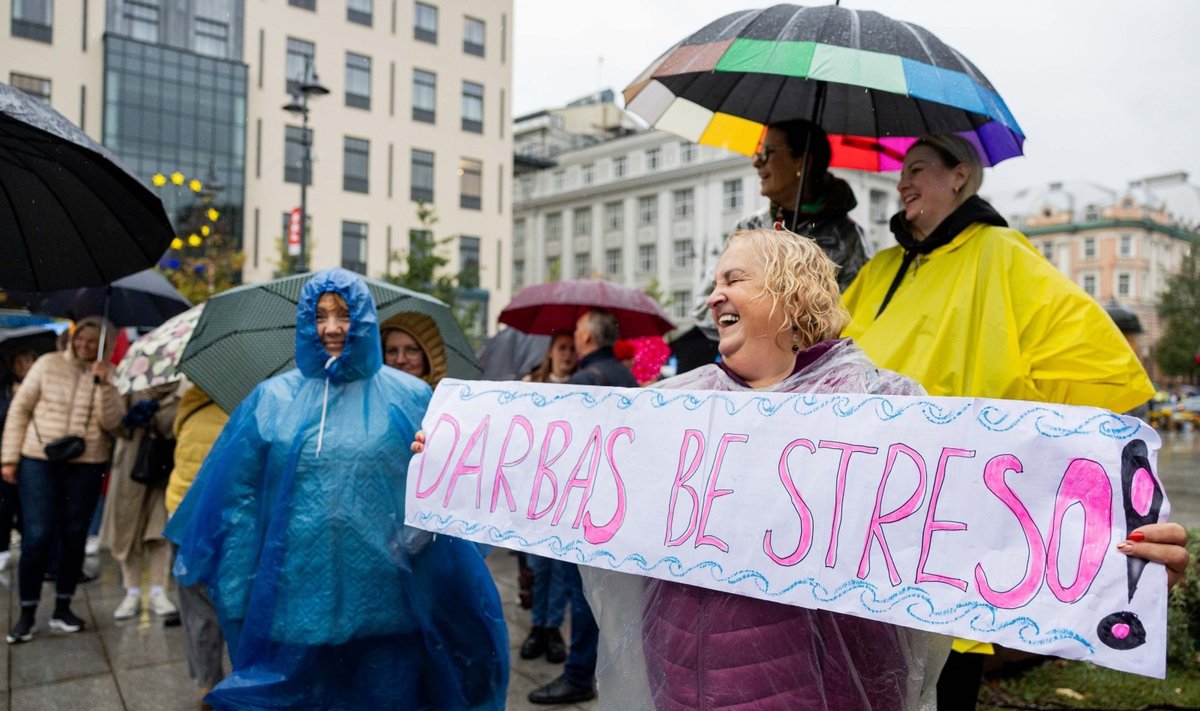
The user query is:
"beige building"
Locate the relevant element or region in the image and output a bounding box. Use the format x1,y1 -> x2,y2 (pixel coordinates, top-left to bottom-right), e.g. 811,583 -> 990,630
1,0 -> 514,336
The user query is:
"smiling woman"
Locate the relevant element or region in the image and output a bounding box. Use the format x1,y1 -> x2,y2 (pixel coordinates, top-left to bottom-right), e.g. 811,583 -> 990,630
315,292 -> 350,358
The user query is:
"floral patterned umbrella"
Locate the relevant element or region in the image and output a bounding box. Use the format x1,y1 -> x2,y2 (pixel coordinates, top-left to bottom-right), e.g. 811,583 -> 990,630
114,303 -> 203,394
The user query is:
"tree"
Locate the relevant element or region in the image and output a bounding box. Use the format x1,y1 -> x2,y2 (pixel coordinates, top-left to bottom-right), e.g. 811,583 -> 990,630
153,170 -> 244,303
1155,244 -> 1200,379
382,202 -> 484,347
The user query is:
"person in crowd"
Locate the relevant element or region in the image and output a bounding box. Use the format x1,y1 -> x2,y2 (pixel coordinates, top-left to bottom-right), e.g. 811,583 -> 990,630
166,383 -> 230,706
0,349 -> 37,571
99,381 -> 183,620
517,332 -> 579,665
738,119 -> 871,291
526,309 -> 637,705
380,312 -> 448,386
166,269 -> 508,710
2,317 -> 125,643
841,133 -> 1189,709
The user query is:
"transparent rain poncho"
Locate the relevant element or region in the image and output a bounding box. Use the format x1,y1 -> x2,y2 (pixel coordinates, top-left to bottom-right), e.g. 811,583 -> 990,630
581,339 -> 952,711
166,269 -> 508,710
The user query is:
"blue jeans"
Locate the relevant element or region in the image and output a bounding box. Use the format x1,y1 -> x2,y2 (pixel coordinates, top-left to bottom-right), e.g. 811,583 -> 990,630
561,563 -> 598,689
17,458 -> 105,605
528,554 -> 569,628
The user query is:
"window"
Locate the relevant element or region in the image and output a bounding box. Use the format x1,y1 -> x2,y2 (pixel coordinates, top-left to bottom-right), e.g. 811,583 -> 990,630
286,37 -> 315,94
343,137 -> 370,193
637,244 -> 657,274
1041,241 -> 1054,261
612,155 -> 627,178
1082,274 -> 1096,296
123,0 -> 160,43
459,236 -> 480,288
345,53 -> 371,110
680,142 -> 696,163
672,290 -> 692,320
463,16 -> 485,56
869,189 -> 890,224
605,248 -> 622,278
723,179 -> 743,212
673,188 -> 693,220
638,195 -> 658,226
604,201 -> 623,231
573,207 -> 591,236
461,81 -> 483,133
347,0 -> 372,26
193,16 -> 229,58
512,259 -> 525,290
11,0 -> 53,43
581,163 -> 594,185
1119,234 -> 1133,258
552,171 -> 564,191
284,125 -> 312,184
673,239 -> 694,269
645,148 -> 661,170
1117,272 -> 1131,297
341,221 -> 368,274
459,158 -> 482,210
414,1 -> 437,43
412,69 -> 436,123
410,149 -> 434,202
513,218 -> 526,248
574,252 -> 591,279
1083,236 -> 1096,260
9,72 -> 50,102
289,0 -> 315,8
545,212 -> 562,240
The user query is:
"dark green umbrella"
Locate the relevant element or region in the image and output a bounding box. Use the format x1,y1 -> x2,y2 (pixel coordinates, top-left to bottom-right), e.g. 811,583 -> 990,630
178,274 -> 480,413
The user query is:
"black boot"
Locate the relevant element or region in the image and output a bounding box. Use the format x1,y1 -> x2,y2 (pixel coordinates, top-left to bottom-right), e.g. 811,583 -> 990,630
520,626 -> 548,660
6,606 -> 36,644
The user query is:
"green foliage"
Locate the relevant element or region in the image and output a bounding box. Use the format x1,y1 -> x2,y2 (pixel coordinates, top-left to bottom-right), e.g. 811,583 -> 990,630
1156,246 -> 1200,378
162,200 -> 244,304
1166,527 -> 1200,670
643,277 -> 674,310
980,657 -> 1200,709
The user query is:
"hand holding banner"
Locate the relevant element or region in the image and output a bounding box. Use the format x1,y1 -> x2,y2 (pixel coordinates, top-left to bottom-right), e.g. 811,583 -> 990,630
406,379 -> 1170,677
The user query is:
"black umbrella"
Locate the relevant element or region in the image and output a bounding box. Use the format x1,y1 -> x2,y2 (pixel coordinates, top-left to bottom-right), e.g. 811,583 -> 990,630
0,82 -> 174,291
477,327 -> 551,381
0,324 -> 63,375
9,270 -> 191,356
179,274 -> 481,413
669,324 -> 721,375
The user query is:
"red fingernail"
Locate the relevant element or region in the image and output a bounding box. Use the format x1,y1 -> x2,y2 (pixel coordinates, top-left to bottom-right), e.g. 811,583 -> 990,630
1128,531 -> 1145,542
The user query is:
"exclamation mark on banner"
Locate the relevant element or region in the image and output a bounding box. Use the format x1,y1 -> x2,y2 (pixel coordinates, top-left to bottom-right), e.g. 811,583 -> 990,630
1096,439 -> 1161,651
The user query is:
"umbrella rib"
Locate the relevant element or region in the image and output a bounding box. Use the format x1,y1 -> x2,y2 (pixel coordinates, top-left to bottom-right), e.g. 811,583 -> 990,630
0,160 -> 41,290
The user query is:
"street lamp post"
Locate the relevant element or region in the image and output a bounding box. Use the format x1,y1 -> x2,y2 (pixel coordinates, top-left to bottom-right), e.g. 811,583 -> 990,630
283,60 -> 329,274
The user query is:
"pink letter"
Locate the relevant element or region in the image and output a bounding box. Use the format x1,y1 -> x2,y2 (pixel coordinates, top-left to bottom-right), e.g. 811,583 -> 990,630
695,433 -> 748,553
414,413 -> 460,499
974,454 -> 1046,609
490,416 -> 534,513
443,416 -> 489,509
665,430 -> 705,547
818,440 -> 879,568
764,438 -> 817,566
1046,459 -> 1113,603
915,447 -> 974,591
857,443 -> 928,586
527,421 -> 572,520
552,426 -> 604,527
583,427 -> 633,544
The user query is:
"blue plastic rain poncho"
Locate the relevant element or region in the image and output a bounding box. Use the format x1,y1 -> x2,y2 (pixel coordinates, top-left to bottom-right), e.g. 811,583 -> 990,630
165,269 -> 508,710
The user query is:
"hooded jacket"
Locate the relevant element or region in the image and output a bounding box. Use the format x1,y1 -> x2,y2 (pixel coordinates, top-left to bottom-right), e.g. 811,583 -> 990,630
164,385 -> 228,516
1,316 -> 125,465
166,269 -> 508,710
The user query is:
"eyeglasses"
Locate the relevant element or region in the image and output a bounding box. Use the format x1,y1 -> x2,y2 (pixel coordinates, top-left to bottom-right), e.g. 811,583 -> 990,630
752,146 -> 782,164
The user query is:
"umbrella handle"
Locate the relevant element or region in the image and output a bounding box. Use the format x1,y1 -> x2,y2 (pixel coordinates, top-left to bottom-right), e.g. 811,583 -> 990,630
95,287 -> 112,384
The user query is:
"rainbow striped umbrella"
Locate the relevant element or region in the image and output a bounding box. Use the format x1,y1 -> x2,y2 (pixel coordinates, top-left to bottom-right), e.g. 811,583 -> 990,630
623,4 -> 1024,171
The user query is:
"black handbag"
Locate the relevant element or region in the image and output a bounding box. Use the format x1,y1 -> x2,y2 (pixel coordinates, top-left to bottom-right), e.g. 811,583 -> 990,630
35,379 -> 95,463
130,430 -> 176,487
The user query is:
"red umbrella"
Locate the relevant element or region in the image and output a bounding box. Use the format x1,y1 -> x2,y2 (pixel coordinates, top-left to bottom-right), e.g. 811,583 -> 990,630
499,280 -> 675,338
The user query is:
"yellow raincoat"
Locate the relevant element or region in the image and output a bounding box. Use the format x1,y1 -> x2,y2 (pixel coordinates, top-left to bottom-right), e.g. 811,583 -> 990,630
843,221 -> 1154,656
843,222 -> 1152,412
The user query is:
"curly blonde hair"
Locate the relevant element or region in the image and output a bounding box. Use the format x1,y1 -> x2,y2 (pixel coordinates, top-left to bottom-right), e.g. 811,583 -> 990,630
727,228 -> 849,350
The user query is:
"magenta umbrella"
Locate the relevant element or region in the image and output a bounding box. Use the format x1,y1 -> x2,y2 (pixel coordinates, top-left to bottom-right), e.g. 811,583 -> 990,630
499,280 -> 675,338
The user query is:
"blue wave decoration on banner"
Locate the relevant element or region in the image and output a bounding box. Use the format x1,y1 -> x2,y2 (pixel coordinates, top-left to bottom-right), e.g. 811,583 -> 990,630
414,512 -> 1095,655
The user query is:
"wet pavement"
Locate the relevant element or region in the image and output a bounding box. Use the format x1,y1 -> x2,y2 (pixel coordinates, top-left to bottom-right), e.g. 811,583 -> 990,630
1157,429 -> 1200,530
0,550 -> 595,710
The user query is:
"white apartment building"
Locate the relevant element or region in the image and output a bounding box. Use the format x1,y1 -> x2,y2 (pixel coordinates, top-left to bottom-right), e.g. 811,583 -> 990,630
513,100 -> 901,327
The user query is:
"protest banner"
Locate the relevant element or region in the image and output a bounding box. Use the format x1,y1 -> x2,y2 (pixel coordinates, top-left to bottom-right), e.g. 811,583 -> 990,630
405,379 -> 1170,677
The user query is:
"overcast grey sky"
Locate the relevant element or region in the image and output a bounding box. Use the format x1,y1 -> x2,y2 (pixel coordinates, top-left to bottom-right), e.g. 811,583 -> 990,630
512,0 -> 1200,194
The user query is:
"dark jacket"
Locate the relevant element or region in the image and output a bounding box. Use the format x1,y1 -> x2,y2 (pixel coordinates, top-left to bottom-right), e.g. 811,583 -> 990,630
569,347 -> 637,388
